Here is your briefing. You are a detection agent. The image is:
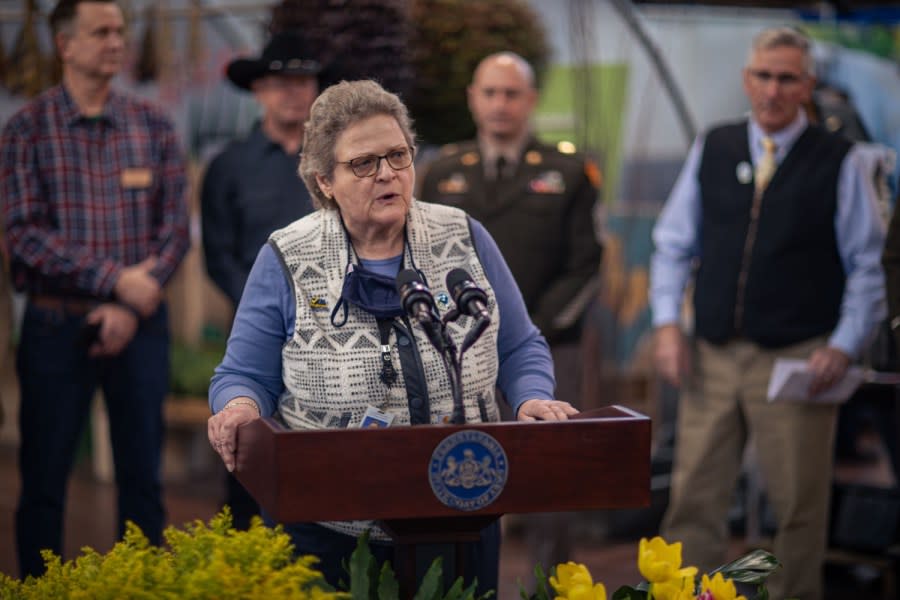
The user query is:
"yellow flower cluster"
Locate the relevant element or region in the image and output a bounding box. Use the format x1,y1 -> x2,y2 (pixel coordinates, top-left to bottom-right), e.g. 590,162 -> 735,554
549,537 -> 747,600
0,511 -> 347,600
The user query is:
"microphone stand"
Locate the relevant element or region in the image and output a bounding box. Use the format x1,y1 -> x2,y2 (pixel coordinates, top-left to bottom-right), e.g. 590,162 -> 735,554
434,308 -> 489,425
400,273 -> 490,425
435,327 -> 465,425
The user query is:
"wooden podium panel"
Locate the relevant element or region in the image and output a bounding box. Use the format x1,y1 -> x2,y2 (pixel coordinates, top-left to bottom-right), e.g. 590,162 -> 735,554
234,405 -> 650,523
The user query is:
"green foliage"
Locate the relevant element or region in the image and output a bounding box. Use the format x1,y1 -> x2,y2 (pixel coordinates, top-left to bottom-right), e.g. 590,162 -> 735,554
709,548 -> 781,585
808,24 -> 900,62
348,531 -> 379,599
342,531 -> 491,600
377,562 -> 400,600
407,0 -> 550,145
708,548 -> 781,600
519,564 -> 551,600
268,0 -> 550,146
268,0 -> 413,97
169,341 -> 225,396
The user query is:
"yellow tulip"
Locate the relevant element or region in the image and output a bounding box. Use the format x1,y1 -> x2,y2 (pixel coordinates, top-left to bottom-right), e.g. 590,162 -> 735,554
700,573 -> 747,600
638,537 -> 699,583
650,577 -> 696,600
558,582 -> 607,600
550,562 -> 594,595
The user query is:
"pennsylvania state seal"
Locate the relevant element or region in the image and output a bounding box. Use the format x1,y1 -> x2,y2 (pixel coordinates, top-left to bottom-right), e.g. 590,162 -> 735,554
428,430 -> 508,511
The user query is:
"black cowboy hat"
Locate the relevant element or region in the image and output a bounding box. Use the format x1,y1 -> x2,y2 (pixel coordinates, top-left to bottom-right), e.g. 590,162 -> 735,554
226,31 -> 322,90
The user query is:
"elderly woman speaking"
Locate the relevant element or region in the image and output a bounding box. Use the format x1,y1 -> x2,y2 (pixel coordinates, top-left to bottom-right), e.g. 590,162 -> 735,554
206,79 -> 575,591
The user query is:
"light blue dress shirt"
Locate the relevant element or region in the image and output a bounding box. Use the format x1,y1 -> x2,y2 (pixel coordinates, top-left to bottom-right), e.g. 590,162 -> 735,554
210,217 -> 555,416
650,110 -> 887,358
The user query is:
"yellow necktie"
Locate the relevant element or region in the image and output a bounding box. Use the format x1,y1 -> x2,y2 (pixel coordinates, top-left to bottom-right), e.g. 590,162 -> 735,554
755,136 -> 777,193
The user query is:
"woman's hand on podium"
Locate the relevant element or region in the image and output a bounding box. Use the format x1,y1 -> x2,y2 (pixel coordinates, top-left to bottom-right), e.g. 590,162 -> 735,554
208,397 -> 260,472
517,399 -> 578,421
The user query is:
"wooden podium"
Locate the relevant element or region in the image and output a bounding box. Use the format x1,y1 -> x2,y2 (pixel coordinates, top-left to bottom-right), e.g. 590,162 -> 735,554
234,405 -> 650,597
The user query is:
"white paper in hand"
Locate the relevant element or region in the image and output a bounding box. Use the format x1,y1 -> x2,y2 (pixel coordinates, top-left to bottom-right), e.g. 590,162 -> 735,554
766,358 -> 864,404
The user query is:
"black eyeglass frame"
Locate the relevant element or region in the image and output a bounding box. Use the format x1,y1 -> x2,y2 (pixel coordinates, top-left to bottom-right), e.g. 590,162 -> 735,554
338,146 -> 416,178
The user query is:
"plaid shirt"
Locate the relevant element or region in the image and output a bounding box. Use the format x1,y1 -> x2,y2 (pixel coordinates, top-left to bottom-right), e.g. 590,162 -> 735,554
1,85 -> 190,298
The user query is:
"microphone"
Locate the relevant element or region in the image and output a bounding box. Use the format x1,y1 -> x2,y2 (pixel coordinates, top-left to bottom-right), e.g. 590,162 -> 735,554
396,268 -> 445,354
396,269 -> 441,326
446,268 -> 491,323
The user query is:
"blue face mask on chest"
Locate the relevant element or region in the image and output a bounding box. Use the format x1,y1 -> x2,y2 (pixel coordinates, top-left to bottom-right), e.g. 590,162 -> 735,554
331,263 -> 405,326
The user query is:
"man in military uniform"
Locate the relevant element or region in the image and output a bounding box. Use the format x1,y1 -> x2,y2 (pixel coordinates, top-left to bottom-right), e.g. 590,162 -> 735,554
418,51 -> 603,570
420,51 -> 602,348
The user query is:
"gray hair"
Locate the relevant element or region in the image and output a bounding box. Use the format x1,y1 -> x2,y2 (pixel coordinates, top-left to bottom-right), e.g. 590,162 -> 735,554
299,79 -> 416,210
748,27 -> 815,76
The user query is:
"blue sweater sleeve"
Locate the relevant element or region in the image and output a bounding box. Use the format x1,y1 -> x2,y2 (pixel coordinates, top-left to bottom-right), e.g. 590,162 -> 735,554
209,243 -> 291,415
209,222 -> 557,417
469,218 -> 556,412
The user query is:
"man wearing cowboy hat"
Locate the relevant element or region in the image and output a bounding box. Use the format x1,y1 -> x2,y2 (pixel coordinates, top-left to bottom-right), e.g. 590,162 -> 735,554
202,30 -> 322,309
200,30 -> 323,528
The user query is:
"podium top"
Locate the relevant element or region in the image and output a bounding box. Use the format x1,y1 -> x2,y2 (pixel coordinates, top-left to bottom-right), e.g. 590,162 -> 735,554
234,405 -> 651,523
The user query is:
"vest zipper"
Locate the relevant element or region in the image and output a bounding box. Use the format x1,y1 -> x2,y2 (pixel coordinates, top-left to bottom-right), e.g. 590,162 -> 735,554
733,188 -> 765,333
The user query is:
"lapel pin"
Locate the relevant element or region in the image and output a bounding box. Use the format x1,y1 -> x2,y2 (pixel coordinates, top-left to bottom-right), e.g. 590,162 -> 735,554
736,161 -> 753,185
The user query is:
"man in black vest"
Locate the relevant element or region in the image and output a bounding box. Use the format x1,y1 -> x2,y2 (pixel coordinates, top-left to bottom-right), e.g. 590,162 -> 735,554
650,27 -> 886,600
419,51 -> 603,572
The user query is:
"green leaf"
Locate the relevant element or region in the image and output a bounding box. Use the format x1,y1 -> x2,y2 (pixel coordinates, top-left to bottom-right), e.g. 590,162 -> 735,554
611,585 -> 650,600
378,560 -> 400,600
529,564 -> 551,600
752,583 -> 771,600
349,530 -> 377,600
710,549 -> 781,585
442,576 -> 465,599
412,557 -> 443,600
465,578 -> 493,600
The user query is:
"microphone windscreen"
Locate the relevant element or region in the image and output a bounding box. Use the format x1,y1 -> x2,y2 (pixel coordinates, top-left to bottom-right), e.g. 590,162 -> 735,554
445,268 -> 471,293
396,268 -> 423,293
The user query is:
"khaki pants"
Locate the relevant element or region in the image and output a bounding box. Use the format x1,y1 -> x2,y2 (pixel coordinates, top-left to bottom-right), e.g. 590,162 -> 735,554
661,337 -> 837,600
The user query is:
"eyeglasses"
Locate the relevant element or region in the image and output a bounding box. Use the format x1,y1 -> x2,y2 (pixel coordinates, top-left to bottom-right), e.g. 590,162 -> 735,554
339,146 -> 415,178
748,69 -> 806,86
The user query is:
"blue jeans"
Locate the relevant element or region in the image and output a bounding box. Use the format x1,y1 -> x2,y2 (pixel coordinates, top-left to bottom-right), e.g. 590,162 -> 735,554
15,302 -> 169,578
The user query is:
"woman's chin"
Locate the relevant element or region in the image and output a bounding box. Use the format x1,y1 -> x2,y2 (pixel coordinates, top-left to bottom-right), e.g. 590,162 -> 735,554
373,199 -> 409,219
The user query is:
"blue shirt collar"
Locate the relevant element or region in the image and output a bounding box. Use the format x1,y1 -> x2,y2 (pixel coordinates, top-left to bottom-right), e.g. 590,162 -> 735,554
748,110 -> 808,163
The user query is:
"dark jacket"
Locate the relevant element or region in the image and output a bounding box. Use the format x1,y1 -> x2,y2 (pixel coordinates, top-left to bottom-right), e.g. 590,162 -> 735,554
201,124 -> 314,305
419,137 -> 602,343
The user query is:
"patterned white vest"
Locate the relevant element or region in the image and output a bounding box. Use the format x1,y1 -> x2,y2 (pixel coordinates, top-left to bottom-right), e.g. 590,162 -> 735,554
268,199 -> 501,540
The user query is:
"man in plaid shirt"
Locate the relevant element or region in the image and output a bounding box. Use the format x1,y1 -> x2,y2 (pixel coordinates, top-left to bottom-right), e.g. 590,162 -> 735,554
0,0 -> 189,577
